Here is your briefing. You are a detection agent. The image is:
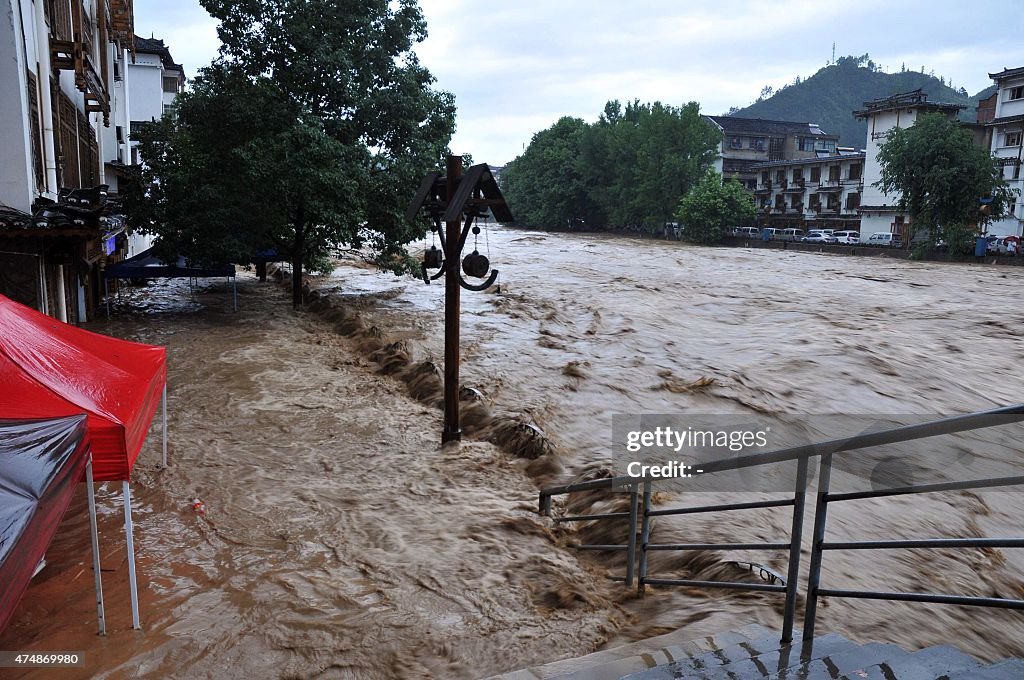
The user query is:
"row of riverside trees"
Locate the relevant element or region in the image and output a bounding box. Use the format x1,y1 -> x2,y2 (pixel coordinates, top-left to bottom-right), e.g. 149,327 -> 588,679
502,104 -> 1015,253
126,0 -> 457,307
499,100 -> 732,233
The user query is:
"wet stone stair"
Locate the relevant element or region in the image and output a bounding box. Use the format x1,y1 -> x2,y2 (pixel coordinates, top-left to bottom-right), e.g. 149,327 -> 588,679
486,624 -> 1024,680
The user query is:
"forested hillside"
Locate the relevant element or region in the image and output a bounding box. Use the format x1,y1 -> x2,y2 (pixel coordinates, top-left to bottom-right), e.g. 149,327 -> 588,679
731,55 -> 996,147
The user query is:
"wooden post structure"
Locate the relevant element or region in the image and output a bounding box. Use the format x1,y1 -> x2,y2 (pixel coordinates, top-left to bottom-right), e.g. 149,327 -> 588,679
443,155 -> 463,443
405,158 -> 511,445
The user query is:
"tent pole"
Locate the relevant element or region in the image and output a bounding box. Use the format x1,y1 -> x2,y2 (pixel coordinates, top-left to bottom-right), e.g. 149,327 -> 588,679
161,384 -> 168,468
86,460 -> 106,636
122,481 -> 141,630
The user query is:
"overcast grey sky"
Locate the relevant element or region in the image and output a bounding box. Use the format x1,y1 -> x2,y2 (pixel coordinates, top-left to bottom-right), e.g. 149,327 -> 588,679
134,0 -> 1024,167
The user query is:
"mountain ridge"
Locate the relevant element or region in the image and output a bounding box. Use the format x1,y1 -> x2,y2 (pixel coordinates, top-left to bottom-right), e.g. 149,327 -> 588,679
729,56 -> 996,148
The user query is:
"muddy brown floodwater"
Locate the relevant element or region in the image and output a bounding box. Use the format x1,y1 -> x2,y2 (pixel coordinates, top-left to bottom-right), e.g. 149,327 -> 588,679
2,228 -> 1024,679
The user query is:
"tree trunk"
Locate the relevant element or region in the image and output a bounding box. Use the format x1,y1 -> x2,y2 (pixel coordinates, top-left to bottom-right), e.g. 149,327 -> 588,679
292,201 -> 305,309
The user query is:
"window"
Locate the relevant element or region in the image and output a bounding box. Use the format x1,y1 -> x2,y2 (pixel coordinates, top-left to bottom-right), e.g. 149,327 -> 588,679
761,171 -> 769,185
162,76 -> 179,93
792,169 -> 803,182
775,195 -> 784,209
163,103 -> 177,118
828,165 -> 841,182
848,164 -> 862,180
776,170 -> 785,183
1009,86 -> 1024,101
816,140 -> 837,153
729,136 -> 743,149
1014,164 -> 1022,180
751,137 -> 766,151
810,166 -> 821,183
809,194 -> 821,210
845,193 -> 861,210
1005,131 -> 1022,147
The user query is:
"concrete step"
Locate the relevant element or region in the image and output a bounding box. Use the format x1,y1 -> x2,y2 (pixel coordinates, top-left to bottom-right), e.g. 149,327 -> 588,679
483,624 -> 778,680
837,645 -> 981,680
770,641 -> 908,679
946,659 -> 1024,680
620,633 -> 859,680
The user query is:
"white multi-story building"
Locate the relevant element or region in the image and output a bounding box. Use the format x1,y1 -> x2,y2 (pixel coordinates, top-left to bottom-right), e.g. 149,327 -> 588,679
986,67 -> 1024,238
750,151 -> 865,231
101,34 -> 184,256
0,0 -> 134,320
128,36 -> 183,163
854,90 -> 964,242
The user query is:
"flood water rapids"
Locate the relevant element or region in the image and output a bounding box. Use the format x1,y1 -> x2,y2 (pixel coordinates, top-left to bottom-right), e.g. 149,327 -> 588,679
3,227 -> 1024,678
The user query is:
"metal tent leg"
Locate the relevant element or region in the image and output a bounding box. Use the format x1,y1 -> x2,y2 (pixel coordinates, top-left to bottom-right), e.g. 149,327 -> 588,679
161,384 -> 168,468
85,461 -> 106,636
122,481 -> 141,630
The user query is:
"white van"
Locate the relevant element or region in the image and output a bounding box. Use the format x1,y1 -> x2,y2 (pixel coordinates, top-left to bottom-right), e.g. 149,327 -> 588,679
761,228 -> 781,240
735,227 -> 761,238
868,232 -> 903,247
781,228 -> 805,241
833,230 -> 860,244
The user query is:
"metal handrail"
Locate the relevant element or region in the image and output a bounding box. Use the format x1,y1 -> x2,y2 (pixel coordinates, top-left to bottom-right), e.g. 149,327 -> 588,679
538,404 -> 1024,644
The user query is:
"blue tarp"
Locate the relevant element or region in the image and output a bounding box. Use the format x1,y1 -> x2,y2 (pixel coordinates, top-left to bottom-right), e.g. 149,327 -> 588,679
104,247 -> 234,280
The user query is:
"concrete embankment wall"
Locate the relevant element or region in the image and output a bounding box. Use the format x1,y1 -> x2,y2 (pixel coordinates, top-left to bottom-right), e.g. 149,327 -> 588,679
706,237 -> 1024,267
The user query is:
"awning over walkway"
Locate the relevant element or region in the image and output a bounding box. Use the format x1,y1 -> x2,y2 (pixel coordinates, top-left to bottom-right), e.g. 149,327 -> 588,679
104,246 -> 234,279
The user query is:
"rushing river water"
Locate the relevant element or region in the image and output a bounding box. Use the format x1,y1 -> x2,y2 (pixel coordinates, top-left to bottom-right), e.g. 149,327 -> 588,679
2,227 -> 1024,679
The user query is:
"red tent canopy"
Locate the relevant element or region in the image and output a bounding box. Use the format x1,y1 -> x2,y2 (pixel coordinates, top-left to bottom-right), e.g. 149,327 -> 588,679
0,295 -> 166,481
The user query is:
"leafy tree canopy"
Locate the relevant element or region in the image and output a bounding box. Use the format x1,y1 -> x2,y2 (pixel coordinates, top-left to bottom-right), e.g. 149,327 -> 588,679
130,0 -> 456,306
501,100 -> 720,232
675,171 -> 756,245
875,112 -> 1016,249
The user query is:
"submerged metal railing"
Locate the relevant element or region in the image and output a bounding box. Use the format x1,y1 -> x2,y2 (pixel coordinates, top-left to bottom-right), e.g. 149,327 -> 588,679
538,405 -> 1024,643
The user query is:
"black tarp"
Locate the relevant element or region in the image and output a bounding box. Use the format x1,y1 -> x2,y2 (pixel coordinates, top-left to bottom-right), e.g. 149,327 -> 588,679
104,247 -> 234,280
0,415 -> 90,633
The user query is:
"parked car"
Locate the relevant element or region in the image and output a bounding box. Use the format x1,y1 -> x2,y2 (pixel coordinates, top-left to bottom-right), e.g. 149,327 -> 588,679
867,232 -> 904,247
735,227 -> 761,238
802,232 -> 837,244
780,228 -> 805,241
833,230 -> 860,244
761,227 -> 781,240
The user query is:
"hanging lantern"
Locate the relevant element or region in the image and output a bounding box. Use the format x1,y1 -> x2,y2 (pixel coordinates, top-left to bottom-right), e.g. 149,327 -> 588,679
462,250 -> 490,278
424,245 -> 443,269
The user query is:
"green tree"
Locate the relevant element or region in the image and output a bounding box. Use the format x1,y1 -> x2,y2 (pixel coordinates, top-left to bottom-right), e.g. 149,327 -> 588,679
675,171 -> 756,244
501,99 -> 720,232
875,112 -> 1016,253
500,117 -> 593,229
133,0 -> 456,307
